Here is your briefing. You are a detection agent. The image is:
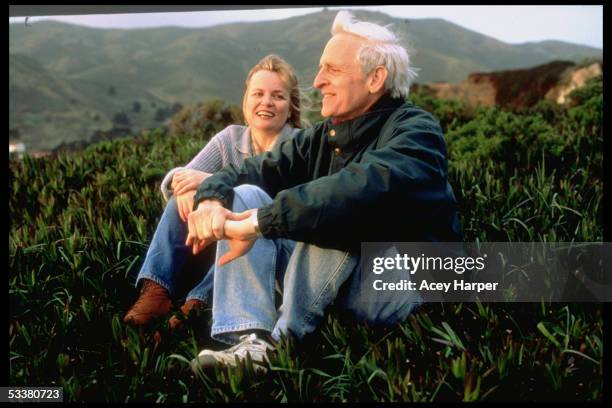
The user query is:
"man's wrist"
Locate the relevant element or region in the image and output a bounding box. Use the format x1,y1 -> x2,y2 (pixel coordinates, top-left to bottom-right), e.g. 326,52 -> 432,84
251,210 -> 263,238
196,197 -> 223,209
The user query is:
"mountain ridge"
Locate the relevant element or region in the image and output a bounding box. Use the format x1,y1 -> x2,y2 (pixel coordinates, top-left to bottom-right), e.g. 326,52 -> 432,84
9,10 -> 602,151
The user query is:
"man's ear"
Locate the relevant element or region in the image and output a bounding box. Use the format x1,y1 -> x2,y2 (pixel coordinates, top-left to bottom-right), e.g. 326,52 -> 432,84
368,66 -> 388,94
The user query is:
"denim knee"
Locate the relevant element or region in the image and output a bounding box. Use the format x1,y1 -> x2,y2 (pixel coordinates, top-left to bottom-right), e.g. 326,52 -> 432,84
234,184 -> 266,196
232,184 -> 272,212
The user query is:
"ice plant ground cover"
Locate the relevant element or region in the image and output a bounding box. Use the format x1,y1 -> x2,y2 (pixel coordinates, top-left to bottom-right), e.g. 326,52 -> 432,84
9,77 -> 603,402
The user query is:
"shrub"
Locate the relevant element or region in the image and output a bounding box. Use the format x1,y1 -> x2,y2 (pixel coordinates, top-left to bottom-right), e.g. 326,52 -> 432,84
169,100 -> 242,139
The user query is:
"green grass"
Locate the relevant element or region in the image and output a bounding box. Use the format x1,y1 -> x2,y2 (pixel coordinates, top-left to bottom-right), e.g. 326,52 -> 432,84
8,77 -> 603,402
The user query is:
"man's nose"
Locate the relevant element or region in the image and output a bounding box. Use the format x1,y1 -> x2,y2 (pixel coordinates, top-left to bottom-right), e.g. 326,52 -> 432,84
313,68 -> 326,89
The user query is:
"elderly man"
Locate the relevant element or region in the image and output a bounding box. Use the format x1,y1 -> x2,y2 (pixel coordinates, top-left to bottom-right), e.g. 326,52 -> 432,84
187,10 -> 462,371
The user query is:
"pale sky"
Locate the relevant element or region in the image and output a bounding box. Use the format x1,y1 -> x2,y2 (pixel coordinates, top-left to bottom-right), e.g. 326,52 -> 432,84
9,5 -> 603,49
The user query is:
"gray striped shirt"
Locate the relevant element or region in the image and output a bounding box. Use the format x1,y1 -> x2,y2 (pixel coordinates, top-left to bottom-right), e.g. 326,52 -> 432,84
160,124 -> 298,201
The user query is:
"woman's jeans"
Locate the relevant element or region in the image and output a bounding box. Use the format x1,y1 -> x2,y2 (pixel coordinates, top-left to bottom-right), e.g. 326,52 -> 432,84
135,193 -> 294,305
134,196 -> 215,304
210,185 -> 423,345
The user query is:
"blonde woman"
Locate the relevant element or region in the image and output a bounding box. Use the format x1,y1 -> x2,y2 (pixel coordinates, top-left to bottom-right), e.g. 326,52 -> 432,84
124,55 -> 302,329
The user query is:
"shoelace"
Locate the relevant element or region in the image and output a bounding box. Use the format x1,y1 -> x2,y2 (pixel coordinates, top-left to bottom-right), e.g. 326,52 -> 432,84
225,334 -> 272,354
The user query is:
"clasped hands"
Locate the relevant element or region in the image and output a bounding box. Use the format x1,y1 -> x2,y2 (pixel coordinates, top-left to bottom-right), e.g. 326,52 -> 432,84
171,169 -> 258,265
185,199 -> 259,266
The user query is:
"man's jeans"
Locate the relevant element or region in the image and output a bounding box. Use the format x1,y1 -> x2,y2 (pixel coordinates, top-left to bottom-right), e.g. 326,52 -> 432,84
211,185 -> 423,345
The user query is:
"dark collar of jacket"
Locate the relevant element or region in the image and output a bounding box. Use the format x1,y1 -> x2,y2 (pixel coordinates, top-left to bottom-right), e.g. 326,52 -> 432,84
324,94 -> 405,151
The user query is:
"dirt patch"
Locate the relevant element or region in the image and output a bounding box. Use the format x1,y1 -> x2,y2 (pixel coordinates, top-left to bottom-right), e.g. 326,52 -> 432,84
414,60 -> 602,109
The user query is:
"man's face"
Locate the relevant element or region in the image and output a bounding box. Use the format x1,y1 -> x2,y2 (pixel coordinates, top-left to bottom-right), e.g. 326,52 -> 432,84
313,33 -> 378,122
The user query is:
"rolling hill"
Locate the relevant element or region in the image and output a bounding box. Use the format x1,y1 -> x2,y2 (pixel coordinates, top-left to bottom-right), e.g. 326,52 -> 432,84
9,9 -> 602,152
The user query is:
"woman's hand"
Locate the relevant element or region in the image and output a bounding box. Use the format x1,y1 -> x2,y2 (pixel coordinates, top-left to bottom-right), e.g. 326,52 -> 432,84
176,190 -> 196,223
172,169 -> 212,196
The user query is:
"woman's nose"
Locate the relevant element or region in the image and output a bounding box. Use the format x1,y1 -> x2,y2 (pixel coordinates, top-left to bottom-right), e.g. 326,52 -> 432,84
261,94 -> 274,106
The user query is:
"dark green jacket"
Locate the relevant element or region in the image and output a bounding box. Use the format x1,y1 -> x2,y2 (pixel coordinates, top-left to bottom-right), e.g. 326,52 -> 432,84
194,95 -> 463,252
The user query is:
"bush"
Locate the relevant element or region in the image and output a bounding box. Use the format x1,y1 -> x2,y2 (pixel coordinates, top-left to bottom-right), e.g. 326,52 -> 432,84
169,100 -> 242,140
112,112 -> 131,127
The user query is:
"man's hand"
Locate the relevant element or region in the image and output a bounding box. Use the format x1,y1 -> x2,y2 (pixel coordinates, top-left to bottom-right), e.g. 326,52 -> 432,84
185,198 -> 229,255
218,209 -> 259,265
218,238 -> 256,266
172,169 -> 212,196
175,190 -> 195,222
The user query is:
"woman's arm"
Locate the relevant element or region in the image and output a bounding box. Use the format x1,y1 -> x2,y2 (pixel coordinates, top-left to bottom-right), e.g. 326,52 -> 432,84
159,127 -> 229,201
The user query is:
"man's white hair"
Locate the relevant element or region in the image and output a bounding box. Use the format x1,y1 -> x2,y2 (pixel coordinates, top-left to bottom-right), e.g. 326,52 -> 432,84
331,10 -> 417,99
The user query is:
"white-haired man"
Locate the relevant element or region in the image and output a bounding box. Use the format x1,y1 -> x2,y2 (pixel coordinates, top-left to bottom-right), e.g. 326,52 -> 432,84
187,11 -> 462,372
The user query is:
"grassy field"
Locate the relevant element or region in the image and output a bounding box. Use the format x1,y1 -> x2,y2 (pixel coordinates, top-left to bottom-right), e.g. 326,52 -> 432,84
8,77 -> 603,402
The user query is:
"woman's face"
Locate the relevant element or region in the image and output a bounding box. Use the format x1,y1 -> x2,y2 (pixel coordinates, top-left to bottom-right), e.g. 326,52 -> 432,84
243,70 -> 291,133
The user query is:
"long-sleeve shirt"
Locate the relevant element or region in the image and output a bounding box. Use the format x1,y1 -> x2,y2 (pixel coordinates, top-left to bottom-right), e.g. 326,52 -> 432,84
160,123 -> 297,201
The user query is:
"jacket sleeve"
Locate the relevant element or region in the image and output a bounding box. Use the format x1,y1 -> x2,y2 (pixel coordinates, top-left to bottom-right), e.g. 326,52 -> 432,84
193,127 -> 313,209
257,110 -> 452,248
160,129 -> 226,201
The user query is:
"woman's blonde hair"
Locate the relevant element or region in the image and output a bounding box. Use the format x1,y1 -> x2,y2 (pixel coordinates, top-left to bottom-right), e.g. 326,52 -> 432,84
243,54 -> 303,129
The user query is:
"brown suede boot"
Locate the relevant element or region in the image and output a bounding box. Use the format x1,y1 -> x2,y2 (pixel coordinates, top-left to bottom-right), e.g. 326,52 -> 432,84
123,279 -> 173,326
168,299 -> 206,331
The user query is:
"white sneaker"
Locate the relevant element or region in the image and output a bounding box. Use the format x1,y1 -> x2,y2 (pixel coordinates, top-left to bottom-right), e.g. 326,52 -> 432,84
191,333 -> 274,373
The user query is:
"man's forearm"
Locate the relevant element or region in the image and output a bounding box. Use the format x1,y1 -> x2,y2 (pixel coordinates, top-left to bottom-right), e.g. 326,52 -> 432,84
193,130 -> 312,211
193,165 -> 241,210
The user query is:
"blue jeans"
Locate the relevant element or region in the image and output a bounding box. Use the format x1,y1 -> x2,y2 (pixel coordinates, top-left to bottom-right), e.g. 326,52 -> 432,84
211,185 -> 423,345
135,196 -> 215,303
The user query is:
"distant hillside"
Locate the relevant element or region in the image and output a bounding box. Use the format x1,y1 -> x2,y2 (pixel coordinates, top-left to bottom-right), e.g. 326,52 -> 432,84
414,60 -> 603,108
9,10 -> 602,152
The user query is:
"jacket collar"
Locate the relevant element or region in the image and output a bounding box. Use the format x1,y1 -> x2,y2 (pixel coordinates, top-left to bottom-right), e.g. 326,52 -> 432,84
325,94 -> 405,150
235,123 -> 294,156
